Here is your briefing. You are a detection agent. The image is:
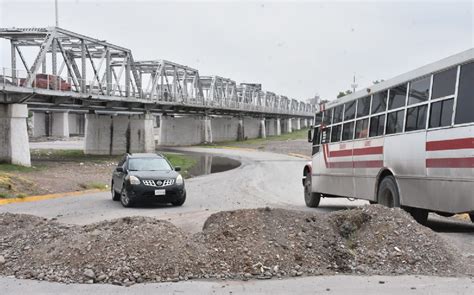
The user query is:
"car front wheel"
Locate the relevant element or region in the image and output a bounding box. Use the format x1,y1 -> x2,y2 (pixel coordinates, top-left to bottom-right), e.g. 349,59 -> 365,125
111,182 -> 120,201
120,187 -> 134,208
171,191 -> 186,206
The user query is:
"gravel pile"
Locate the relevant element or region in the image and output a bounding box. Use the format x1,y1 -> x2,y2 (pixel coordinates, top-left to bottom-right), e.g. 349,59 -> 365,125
0,205 -> 465,286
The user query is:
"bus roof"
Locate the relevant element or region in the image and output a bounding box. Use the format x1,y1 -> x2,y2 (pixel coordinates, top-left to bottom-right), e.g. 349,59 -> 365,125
321,48 -> 474,112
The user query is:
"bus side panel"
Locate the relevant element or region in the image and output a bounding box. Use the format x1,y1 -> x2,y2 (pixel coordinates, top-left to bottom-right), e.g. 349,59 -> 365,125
312,142 -> 354,198
422,125 -> 474,213
384,131 -> 427,207
352,137 -> 384,202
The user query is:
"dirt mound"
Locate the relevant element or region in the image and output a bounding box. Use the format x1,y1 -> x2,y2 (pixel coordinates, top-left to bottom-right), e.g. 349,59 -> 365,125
0,206 -> 465,286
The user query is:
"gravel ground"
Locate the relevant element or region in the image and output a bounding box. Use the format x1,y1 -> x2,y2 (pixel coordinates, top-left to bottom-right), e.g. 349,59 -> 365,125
0,205 -> 467,286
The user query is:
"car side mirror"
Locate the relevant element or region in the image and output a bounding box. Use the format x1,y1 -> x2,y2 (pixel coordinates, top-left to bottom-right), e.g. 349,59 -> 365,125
116,167 -> 124,172
307,128 -> 313,143
174,166 -> 181,172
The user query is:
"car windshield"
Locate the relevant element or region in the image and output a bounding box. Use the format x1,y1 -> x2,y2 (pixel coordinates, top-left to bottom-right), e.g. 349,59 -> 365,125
128,158 -> 172,171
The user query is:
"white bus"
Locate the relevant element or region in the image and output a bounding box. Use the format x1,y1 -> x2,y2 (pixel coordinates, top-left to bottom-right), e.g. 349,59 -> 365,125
303,49 -> 473,224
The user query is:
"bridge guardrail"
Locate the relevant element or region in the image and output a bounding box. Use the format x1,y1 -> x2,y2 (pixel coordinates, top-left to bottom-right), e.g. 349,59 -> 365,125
1,67 -> 314,117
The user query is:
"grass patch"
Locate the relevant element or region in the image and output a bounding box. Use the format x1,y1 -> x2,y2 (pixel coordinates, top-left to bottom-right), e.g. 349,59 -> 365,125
201,128 -> 309,147
31,149 -> 121,163
78,182 -> 108,190
0,172 -> 38,199
0,163 -> 44,173
162,153 -> 197,178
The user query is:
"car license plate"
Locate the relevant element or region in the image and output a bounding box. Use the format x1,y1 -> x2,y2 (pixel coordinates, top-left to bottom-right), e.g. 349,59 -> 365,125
155,189 -> 166,196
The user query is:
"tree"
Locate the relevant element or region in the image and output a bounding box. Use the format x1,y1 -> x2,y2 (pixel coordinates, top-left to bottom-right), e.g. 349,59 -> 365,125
337,90 -> 352,98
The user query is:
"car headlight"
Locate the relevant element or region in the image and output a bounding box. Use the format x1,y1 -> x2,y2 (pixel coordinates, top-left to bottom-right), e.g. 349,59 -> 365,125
129,175 -> 140,185
176,174 -> 184,185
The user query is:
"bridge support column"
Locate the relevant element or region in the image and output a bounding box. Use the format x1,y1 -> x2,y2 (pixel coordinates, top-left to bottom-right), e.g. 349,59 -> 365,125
259,119 -> 266,139
302,118 -> 308,128
275,118 -> 281,136
237,118 -> 245,141
51,111 -> 69,138
293,118 -> 301,130
0,104 -> 31,166
85,113 -> 155,155
202,116 -> 213,144
282,118 -> 292,133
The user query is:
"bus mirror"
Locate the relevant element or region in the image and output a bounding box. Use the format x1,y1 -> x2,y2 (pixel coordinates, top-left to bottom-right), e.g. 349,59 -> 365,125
307,129 -> 313,143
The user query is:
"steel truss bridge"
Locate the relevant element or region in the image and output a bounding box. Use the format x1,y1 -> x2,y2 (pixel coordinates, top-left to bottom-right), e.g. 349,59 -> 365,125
0,27 -> 315,118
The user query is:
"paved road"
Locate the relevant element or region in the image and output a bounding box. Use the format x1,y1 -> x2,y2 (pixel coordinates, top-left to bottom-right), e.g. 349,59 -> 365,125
1,147 -> 473,294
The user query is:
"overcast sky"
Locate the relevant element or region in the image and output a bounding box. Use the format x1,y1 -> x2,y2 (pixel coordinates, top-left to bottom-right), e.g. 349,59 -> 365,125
0,0 -> 472,101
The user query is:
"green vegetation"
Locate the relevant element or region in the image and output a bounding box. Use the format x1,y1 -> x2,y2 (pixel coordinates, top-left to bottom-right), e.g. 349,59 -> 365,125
201,128 -> 309,147
0,163 -> 44,173
31,149 -> 120,162
162,153 -> 197,178
0,172 -> 37,199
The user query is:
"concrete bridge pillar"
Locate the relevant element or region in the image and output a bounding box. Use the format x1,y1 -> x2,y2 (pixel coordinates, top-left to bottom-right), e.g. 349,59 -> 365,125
275,118 -> 281,136
302,118 -> 308,128
85,113 -> 155,155
51,111 -> 69,138
282,118 -> 292,133
0,104 -> 31,166
237,118 -> 245,141
259,118 -> 266,139
309,118 -> 314,127
293,118 -> 301,130
202,116 -> 213,144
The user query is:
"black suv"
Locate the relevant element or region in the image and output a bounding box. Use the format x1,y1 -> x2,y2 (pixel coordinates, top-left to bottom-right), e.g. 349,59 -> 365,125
111,153 -> 186,207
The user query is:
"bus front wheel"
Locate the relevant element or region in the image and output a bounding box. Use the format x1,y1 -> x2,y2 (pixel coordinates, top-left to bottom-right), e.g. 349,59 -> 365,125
377,175 -> 400,208
304,175 -> 321,208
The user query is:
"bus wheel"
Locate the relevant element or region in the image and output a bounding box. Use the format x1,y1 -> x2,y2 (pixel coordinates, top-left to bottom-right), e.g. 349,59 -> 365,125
304,175 -> 321,208
377,175 -> 400,208
405,207 -> 429,225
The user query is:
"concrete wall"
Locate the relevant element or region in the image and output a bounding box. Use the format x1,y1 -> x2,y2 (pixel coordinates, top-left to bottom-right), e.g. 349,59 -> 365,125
51,112 -> 69,138
0,104 -> 31,166
69,113 -> 85,136
211,117 -> 240,142
85,114 -> 155,155
159,116 -> 205,146
32,112 -> 47,137
243,117 -> 261,139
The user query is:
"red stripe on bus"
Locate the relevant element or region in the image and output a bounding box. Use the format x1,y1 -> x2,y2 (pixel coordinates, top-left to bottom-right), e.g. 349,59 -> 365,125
426,157 -> 474,168
327,160 -> 384,169
328,146 -> 383,158
353,160 -> 384,168
329,149 -> 353,157
426,138 -> 474,151
353,146 -> 384,156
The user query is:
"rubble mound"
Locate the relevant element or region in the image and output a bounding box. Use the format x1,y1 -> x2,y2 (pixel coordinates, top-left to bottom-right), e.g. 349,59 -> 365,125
0,206 -> 465,286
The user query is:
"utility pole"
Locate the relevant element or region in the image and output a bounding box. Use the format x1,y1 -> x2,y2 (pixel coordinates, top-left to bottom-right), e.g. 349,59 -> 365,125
351,73 -> 358,93
55,0 -> 59,27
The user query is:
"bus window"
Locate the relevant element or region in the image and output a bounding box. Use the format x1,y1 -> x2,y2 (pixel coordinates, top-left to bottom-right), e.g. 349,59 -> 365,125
369,114 -> 385,137
331,124 -> 342,142
432,67 -> 457,99
355,118 -> 369,139
429,98 -> 454,128
386,110 -> 405,134
321,127 -> 330,144
315,112 -> 323,125
357,96 -> 371,117
342,122 -> 355,141
455,62 -> 474,124
322,109 -> 333,125
408,76 -> 430,105
388,84 -> 408,110
405,105 -> 427,132
344,101 -> 356,121
371,91 -> 387,114
333,105 -> 344,123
